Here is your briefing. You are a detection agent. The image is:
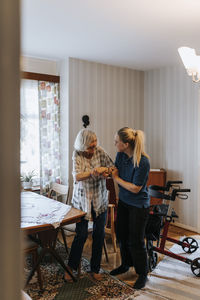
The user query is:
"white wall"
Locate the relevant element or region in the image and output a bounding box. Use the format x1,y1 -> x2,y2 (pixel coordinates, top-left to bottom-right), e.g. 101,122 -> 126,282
198,90 -> 200,233
68,57 -> 144,187
144,65 -> 200,231
21,56 -> 60,75
58,59 -> 69,185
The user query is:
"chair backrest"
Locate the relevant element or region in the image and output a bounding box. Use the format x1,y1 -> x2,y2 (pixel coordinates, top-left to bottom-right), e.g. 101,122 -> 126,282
106,178 -> 118,205
49,182 -> 69,203
22,291 -> 32,300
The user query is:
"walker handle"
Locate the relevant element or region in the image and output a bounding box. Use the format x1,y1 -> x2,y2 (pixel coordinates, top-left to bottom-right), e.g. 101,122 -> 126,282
176,189 -> 190,193
167,181 -> 183,184
171,188 -> 190,201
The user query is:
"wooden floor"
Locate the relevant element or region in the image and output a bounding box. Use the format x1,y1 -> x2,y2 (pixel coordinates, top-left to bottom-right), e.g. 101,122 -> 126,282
65,224 -> 198,286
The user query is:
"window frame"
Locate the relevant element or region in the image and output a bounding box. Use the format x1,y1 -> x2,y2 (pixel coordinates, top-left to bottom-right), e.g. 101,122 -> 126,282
20,71 -> 61,189
21,71 -> 60,83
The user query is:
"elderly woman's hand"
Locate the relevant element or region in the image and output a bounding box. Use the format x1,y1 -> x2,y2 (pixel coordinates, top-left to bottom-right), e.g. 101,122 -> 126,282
102,169 -> 110,178
91,168 -> 99,177
91,167 -> 115,178
91,167 -> 106,177
102,166 -> 115,178
97,167 -> 109,174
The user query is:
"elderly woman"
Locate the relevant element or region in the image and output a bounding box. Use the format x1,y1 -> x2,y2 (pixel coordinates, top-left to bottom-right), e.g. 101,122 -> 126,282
64,129 -> 113,281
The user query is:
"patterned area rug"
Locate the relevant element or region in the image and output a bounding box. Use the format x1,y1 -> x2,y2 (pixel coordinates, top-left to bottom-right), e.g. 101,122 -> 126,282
24,243 -> 137,300
54,272 -> 136,300
25,237 -> 200,299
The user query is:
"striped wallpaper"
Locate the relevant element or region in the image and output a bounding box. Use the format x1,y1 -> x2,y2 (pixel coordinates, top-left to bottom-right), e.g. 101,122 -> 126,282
144,65 -> 200,231
67,57 -> 144,188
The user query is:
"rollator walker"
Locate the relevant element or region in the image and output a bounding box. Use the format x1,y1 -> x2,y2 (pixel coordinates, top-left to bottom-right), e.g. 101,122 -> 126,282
146,181 -> 200,277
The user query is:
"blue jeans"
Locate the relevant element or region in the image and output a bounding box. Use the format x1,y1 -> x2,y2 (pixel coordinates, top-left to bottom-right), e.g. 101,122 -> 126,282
68,208 -> 107,273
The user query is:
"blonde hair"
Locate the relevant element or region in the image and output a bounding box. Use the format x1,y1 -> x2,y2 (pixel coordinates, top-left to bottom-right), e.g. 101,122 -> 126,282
74,129 -> 97,151
117,127 -> 149,167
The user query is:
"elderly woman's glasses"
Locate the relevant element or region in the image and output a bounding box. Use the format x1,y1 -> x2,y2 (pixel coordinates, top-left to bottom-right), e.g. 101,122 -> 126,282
87,145 -> 96,150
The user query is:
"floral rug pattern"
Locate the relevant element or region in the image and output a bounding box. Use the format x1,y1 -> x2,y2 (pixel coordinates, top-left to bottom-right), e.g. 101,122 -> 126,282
24,243 -> 136,300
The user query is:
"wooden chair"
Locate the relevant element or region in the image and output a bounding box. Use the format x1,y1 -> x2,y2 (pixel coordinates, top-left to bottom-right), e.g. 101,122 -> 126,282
105,178 -> 118,253
22,290 -> 32,300
24,237 -> 43,290
48,182 -> 70,254
48,182 -> 70,203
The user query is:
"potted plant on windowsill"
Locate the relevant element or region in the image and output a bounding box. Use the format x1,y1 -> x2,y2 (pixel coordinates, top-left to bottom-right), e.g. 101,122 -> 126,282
21,170 -> 36,190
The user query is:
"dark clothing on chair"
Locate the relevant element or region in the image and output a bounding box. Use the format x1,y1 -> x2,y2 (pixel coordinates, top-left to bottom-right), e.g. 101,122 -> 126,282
116,200 -> 149,275
68,207 -> 107,273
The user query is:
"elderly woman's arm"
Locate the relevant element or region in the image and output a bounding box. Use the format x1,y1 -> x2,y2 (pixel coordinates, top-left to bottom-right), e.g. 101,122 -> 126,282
75,167 -> 110,181
75,170 -> 96,181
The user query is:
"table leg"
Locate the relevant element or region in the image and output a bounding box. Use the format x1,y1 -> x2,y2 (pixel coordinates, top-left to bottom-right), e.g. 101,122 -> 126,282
48,247 -> 75,280
25,248 -> 46,287
25,228 -> 76,287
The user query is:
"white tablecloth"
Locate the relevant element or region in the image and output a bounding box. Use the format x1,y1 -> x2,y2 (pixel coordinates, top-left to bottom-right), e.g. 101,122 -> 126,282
21,192 -> 71,228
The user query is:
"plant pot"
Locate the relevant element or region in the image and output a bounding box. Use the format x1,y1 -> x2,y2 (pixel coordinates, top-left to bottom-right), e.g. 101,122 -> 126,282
22,182 -> 32,189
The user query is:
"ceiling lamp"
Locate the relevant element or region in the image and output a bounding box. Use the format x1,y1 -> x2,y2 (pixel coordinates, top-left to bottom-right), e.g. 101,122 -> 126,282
178,47 -> 200,82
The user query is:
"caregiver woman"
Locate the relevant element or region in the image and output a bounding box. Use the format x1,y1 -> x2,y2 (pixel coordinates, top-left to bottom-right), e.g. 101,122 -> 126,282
110,127 -> 150,290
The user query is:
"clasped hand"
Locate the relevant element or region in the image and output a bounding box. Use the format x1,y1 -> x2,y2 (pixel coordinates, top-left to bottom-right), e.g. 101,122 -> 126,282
91,167 -> 116,178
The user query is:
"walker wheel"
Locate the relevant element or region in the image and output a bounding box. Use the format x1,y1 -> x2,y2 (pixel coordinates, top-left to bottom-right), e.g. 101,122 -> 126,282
181,237 -> 198,253
191,257 -> 200,277
148,251 -> 158,272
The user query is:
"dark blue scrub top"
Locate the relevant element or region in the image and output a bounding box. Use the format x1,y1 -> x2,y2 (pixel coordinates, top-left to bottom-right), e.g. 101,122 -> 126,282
115,152 -> 150,208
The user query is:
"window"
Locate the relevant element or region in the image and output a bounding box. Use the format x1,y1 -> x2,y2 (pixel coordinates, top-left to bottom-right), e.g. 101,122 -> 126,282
20,72 -> 61,191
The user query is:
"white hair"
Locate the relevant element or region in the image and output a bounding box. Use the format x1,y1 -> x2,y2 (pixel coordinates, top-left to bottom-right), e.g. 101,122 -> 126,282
74,129 -> 97,151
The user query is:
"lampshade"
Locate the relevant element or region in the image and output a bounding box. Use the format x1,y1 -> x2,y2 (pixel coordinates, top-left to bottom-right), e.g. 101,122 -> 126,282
178,47 -> 200,82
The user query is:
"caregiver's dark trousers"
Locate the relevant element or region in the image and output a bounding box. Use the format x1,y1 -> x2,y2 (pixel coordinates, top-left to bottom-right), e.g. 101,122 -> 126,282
116,200 -> 149,275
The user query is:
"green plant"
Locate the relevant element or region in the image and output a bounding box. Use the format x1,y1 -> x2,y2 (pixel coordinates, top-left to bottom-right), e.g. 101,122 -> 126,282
21,170 -> 36,183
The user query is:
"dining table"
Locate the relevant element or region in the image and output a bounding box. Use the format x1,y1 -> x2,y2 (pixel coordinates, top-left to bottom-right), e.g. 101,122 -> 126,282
21,191 -> 86,286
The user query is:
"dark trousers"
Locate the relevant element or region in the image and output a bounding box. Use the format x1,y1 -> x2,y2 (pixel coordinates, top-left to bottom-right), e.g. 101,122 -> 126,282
116,200 -> 149,275
68,208 -> 107,273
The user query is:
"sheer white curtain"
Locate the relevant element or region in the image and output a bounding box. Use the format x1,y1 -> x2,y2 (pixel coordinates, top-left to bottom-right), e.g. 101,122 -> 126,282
20,79 -> 40,182
198,89 -> 200,233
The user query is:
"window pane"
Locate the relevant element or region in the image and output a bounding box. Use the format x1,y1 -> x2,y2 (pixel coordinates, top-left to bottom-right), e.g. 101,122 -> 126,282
20,79 -> 40,184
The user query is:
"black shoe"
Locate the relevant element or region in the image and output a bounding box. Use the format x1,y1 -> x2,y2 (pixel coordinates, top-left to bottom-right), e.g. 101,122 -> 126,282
110,265 -> 129,276
133,274 -> 147,289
